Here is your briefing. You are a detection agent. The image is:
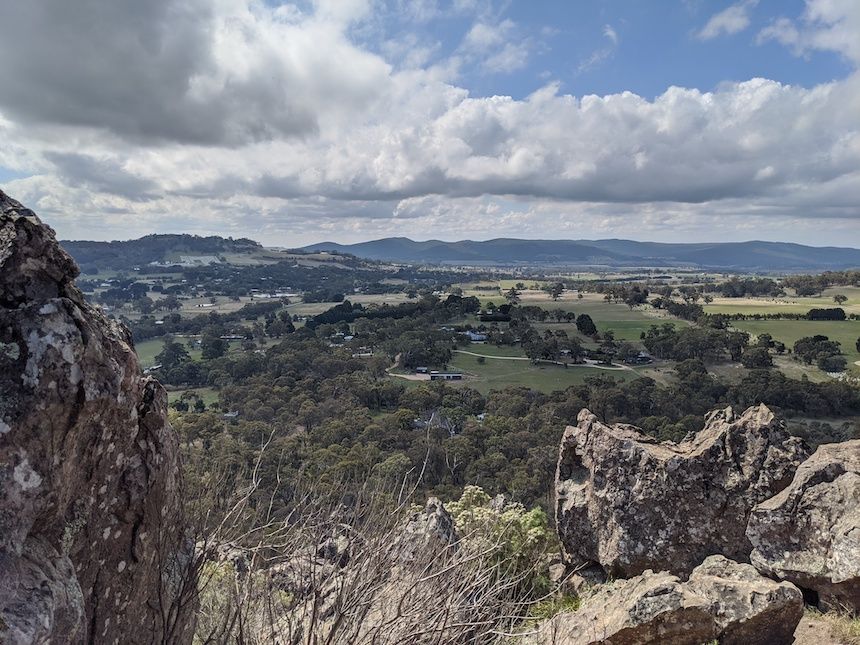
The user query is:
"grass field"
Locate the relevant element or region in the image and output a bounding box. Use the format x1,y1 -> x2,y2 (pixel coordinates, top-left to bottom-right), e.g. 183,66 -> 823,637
135,338 -> 173,367
448,352 -> 637,394
166,387 -> 220,406
285,293 -> 413,318
456,343 -> 525,357
134,337 -> 247,368
705,286 -> 860,316
730,319 -> 860,373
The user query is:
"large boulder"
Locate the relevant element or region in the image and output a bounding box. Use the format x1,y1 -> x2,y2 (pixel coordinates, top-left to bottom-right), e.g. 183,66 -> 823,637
535,570 -> 717,645
0,192 -> 193,643
746,439 -> 860,611
555,405 -> 809,578
687,555 -> 803,645
534,557 -> 803,645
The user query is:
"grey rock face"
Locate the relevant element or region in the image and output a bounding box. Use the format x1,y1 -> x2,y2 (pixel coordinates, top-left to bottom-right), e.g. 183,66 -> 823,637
535,557 -> 803,645
687,555 -> 803,645
555,405 -> 809,578
0,191 -> 193,643
399,497 -> 458,561
747,439 -> 860,611
536,570 -> 717,645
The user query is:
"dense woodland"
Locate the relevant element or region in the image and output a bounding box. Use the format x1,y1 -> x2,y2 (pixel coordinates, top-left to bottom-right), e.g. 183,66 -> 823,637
161,293 -> 860,515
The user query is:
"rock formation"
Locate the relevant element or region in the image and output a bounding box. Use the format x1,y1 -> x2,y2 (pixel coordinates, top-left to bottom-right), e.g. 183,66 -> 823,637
686,555 -> 803,645
555,405 -> 809,577
0,191 -> 193,643
536,557 -> 804,645
399,496 -> 459,561
536,569 -> 718,645
747,439 -> 860,611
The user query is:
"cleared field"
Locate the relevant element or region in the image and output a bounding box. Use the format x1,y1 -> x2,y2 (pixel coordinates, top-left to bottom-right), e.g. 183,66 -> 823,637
594,319 -> 688,342
166,387 -> 219,406
286,293 -> 413,317
135,338 -> 170,367
134,337 -> 243,368
448,352 -> 637,394
731,319 -> 860,374
705,286 -> 860,317
455,343 -> 526,357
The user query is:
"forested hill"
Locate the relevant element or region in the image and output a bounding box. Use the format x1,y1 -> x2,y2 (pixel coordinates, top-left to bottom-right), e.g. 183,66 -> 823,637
62,234 -> 261,272
301,237 -> 860,271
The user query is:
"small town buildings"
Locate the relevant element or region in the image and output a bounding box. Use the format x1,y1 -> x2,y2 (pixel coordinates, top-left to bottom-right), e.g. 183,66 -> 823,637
430,371 -> 463,381
461,330 -> 488,343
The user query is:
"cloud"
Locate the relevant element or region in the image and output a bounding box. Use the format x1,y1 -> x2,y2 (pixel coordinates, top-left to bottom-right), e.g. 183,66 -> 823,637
698,1 -> 758,40
577,24 -> 620,73
0,0 -> 858,246
43,152 -> 159,201
757,0 -> 860,64
603,24 -> 619,46
0,0 -> 390,146
461,19 -> 531,74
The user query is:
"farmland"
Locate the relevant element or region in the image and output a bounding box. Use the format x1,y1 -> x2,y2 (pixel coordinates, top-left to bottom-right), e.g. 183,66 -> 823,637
448,350 -> 637,394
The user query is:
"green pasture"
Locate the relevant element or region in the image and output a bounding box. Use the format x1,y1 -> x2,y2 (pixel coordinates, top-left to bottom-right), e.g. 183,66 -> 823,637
286,293 -> 413,318
731,319 -> 860,373
448,352 -> 636,394
454,344 -> 526,357
135,338 -> 171,367
166,387 -> 220,406
705,286 -> 860,317
134,337 -> 246,368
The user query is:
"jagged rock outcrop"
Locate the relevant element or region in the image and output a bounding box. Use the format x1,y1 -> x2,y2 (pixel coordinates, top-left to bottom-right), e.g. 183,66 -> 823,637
555,405 -> 809,577
400,496 -> 458,559
687,555 -> 803,645
0,191 -> 193,643
534,557 -> 804,645
535,569 -> 717,645
747,439 -> 860,611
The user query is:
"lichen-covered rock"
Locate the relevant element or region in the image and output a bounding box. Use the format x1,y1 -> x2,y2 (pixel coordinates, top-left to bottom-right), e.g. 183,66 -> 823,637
687,555 -> 803,645
535,570 -> 717,645
746,439 -> 860,611
533,557 -> 803,645
0,191 -> 193,643
555,405 -> 809,578
399,497 -> 458,561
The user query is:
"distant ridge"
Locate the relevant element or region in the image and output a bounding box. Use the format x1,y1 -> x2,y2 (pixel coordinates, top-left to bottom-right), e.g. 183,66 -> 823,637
300,237 -> 860,271
62,234 -> 260,272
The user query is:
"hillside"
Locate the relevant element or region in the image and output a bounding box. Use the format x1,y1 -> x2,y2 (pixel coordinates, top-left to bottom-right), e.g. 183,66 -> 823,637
62,233 -> 261,272
301,237 -> 860,271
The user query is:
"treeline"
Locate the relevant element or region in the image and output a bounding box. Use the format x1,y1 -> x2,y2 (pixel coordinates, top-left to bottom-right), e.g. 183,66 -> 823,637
782,270 -> 860,295
304,295 -> 480,329
710,277 -> 782,298
703,308 -> 856,322
642,324 -> 749,362
642,323 -> 852,373
128,301 -> 285,341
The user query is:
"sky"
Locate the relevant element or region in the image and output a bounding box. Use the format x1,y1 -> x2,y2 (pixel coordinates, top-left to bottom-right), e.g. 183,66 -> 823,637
0,0 -> 858,247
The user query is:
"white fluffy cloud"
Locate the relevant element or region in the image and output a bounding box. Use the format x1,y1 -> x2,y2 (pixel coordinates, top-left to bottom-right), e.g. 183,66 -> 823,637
758,0 -> 860,64
0,0 -> 858,245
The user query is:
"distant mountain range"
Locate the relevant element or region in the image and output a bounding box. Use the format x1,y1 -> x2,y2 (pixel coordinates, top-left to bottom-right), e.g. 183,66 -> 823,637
59,233 -> 860,273
299,237 -> 860,271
